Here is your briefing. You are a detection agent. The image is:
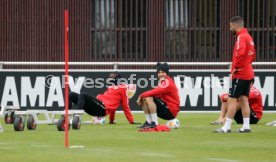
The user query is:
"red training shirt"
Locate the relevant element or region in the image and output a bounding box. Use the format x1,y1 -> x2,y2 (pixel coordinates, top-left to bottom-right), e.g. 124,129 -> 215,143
231,28 -> 256,80
140,76 -> 180,117
97,84 -> 134,123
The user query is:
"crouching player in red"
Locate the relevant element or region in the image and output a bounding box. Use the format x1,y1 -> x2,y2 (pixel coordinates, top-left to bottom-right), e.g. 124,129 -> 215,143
136,62 -> 180,129
69,72 -> 139,124
210,86 -> 263,125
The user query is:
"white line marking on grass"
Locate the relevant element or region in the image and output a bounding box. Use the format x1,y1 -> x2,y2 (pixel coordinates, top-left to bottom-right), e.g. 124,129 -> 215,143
84,148 -> 113,152
206,157 -> 240,162
139,152 -> 174,158
0,142 -> 8,145
0,147 -> 14,150
69,145 -> 85,149
31,144 -> 52,148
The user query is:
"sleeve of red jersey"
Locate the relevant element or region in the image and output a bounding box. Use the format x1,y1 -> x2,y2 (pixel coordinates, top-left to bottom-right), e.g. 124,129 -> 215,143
249,90 -> 262,100
251,50 -> 256,63
248,90 -> 263,113
234,36 -> 247,69
220,93 -> 228,102
121,88 -> 134,123
109,110 -> 116,122
140,82 -> 171,98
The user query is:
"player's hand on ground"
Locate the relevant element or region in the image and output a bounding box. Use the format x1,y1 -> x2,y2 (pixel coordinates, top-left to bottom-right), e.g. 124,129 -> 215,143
137,96 -> 142,106
109,121 -> 116,124
137,100 -> 142,106
130,122 -> 141,125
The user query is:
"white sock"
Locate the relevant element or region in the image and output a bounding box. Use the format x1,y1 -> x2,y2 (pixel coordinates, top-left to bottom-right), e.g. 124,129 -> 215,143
242,118 -> 250,130
0,123 -> 3,133
150,113 -> 158,125
222,118 -> 232,131
145,114 -> 152,123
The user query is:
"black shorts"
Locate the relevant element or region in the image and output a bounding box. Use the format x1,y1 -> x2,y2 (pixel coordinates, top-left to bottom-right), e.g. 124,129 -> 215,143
229,78 -> 253,98
234,107 -> 259,124
153,97 -> 175,120
69,92 -> 106,117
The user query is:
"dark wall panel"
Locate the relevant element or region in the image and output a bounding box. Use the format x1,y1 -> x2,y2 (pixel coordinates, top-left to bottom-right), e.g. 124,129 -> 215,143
0,0 -> 275,67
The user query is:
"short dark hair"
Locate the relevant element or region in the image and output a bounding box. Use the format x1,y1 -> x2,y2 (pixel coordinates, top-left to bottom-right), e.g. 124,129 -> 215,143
230,16 -> 244,27
109,71 -> 121,79
108,71 -> 121,85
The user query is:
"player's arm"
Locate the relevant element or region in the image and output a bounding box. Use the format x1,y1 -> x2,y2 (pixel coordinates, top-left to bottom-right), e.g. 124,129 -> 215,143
109,111 -> 116,124
121,88 -> 135,124
220,93 -> 229,102
248,90 -> 263,116
251,49 -> 256,63
140,81 -> 171,98
249,89 -> 262,100
233,36 -> 247,72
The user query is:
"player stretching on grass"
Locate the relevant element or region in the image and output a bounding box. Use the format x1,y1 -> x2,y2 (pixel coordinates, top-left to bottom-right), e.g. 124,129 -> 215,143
136,62 -> 180,129
214,16 -> 256,133
211,86 -> 263,125
69,72 -> 139,124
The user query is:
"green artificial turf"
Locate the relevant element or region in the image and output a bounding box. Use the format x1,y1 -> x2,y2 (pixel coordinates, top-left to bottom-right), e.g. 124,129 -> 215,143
0,113 -> 275,162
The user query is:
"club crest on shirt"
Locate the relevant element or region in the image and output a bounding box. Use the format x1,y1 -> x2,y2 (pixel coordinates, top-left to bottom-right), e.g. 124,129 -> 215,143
248,50 -> 254,55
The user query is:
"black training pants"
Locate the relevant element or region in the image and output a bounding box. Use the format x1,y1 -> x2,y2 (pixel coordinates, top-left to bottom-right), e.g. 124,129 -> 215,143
69,92 -> 106,116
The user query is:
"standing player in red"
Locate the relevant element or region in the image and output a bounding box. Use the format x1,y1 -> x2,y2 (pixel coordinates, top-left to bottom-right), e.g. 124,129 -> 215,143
214,16 -> 256,133
136,62 -> 180,129
210,86 -> 263,125
69,72 -> 139,124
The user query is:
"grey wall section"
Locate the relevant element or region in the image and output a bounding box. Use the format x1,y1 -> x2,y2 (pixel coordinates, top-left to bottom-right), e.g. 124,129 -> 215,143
0,70 -> 275,111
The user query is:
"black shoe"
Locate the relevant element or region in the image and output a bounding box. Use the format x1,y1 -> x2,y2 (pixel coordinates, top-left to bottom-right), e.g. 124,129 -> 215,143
213,128 -> 231,133
146,122 -> 157,128
238,128 -> 251,133
136,121 -> 150,129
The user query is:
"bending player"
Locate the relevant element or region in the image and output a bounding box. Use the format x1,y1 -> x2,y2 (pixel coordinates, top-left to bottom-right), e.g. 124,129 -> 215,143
69,72 -> 139,124
210,86 -> 263,125
136,62 -> 180,129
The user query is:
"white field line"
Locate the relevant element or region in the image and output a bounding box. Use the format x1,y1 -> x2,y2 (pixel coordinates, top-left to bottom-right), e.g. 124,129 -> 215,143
69,145 -> 85,149
206,157 -> 240,162
138,152 -> 174,158
31,144 -> 53,148
0,147 -> 14,150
